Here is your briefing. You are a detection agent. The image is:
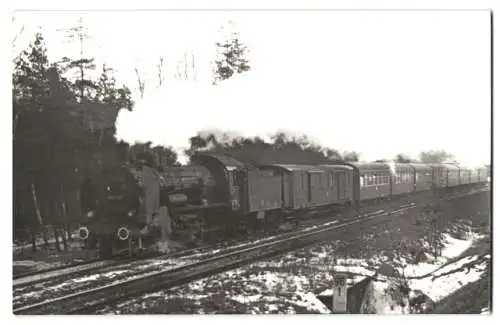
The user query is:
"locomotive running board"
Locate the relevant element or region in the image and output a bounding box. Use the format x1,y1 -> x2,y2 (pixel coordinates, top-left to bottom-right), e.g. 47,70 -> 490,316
171,202 -> 228,213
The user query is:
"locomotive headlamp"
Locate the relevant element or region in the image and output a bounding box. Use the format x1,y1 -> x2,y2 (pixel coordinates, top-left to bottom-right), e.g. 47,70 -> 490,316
86,211 -> 94,218
78,226 -> 89,240
127,210 -> 135,217
117,227 -> 131,241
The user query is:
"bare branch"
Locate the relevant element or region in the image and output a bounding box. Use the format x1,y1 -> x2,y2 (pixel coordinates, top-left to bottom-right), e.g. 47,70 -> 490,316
157,57 -> 165,87
12,25 -> 25,46
134,66 -> 145,99
175,63 -> 182,81
191,51 -> 196,81
184,53 -> 188,80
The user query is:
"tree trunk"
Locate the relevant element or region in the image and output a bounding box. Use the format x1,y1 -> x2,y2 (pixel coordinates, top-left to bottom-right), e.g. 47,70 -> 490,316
31,181 -> 50,250
66,223 -> 72,240
30,182 -> 43,227
42,227 -> 50,250
29,228 -> 37,253
60,226 -> 68,252
53,227 -> 62,252
59,184 -> 71,241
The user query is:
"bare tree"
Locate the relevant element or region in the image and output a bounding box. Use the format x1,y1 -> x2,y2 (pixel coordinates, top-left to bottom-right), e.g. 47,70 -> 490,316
183,53 -> 189,80
12,26 -> 25,47
134,66 -> 145,99
58,17 -> 96,102
157,57 -> 165,87
191,51 -> 197,81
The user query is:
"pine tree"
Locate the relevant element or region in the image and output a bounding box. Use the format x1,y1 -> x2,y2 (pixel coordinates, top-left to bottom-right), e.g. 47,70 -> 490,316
13,30 -> 137,250
13,32 -> 74,249
213,21 -> 251,85
58,17 -> 98,102
12,32 -> 51,111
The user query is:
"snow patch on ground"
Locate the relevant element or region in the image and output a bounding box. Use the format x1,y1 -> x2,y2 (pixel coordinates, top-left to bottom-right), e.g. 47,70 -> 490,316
392,231 -> 482,278
441,233 -> 482,259
409,255 -> 489,302
360,280 -> 410,314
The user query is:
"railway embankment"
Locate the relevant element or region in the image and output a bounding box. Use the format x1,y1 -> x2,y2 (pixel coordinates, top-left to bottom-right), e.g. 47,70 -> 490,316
93,188 -> 490,314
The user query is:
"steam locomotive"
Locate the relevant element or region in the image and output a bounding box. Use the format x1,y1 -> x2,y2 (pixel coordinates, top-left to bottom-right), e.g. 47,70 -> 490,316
78,152 -> 490,258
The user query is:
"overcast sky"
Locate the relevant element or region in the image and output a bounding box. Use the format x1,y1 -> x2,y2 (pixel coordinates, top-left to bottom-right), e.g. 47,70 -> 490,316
12,10 -> 491,166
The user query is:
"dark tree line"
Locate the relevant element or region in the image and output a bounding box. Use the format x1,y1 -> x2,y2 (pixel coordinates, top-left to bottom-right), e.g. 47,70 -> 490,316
12,31 -> 136,251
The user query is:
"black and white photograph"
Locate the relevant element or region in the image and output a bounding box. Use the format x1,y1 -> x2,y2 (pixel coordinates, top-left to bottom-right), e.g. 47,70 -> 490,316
7,1 -> 493,316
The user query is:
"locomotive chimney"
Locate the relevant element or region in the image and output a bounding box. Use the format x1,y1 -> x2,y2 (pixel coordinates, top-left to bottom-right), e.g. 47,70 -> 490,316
116,141 -> 129,164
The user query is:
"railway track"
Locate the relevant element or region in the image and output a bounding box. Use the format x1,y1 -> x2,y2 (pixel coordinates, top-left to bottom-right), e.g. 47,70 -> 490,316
13,186 -> 487,315
12,245 -> 211,288
14,202 -> 417,315
12,205 -> 385,310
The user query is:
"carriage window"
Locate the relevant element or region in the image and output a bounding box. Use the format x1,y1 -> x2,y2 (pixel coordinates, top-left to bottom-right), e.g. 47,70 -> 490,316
360,176 -> 365,187
367,174 -> 373,186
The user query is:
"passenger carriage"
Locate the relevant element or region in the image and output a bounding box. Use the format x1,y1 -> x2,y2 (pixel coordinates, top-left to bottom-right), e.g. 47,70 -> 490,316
258,164 -> 324,210
409,163 -> 433,191
477,165 -> 489,183
459,166 -> 472,185
428,164 -> 449,188
351,163 -> 392,201
318,164 -> 355,204
391,163 -> 415,195
445,164 -> 460,187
